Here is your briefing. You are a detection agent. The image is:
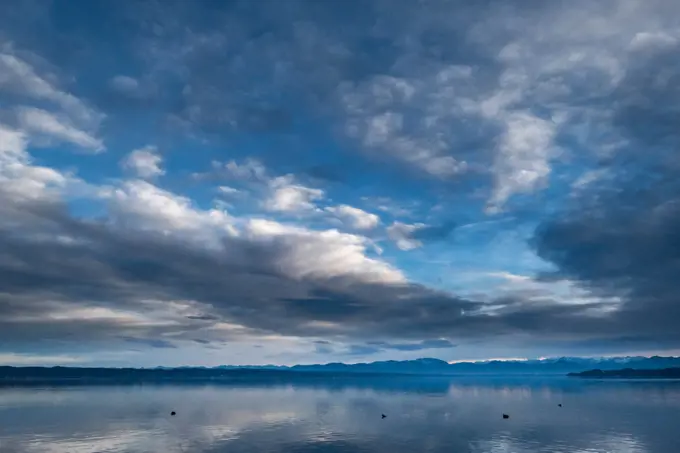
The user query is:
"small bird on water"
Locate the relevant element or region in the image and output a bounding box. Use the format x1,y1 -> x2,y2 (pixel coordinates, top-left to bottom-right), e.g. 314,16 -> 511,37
502,414 -> 509,419
381,414 -> 387,419
171,411 -> 176,416
558,404 -> 562,407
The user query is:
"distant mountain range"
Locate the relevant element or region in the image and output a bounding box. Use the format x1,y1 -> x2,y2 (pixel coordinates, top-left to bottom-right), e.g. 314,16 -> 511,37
166,356 -> 680,375
305,356 -> 680,375
569,367 -> 680,379
3,356 -> 680,383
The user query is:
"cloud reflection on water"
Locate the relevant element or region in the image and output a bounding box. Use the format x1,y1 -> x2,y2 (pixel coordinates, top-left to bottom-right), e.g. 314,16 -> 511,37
1,379 -> 679,453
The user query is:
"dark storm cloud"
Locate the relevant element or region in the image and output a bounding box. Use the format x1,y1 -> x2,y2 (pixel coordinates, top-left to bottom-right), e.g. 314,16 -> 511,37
533,179 -> 680,348
612,39 -> 680,151
532,38 -> 680,350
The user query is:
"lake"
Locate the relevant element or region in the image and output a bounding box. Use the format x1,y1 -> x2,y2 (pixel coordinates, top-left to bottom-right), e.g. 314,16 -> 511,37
1,377 -> 679,452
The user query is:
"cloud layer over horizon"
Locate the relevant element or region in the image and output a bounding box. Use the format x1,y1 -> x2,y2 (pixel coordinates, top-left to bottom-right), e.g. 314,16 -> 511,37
1,0 -> 679,366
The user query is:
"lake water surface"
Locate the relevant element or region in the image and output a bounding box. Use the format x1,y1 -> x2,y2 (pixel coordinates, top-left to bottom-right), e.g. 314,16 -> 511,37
1,378 -> 679,452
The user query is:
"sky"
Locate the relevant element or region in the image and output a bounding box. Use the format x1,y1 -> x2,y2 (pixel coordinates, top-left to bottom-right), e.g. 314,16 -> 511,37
1,0 -> 679,367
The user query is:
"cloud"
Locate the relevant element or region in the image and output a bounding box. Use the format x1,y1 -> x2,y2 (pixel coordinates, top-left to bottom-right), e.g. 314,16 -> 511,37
187,315 -> 220,321
114,0 -> 644,201
387,221 -> 455,251
0,50 -> 102,129
1,131 -> 674,357
118,0 -> 643,215
121,337 -> 177,349
387,222 -> 426,251
198,159 -> 326,214
367,339 -> 456,352
109,75 -> 140,95
325,205 -> 379,230
487,112 -> 556,213
103,179 -> 238,242
244,219 -> 403,283
0,123 -> 73,204
120,146 -> 165,179
532,186 -> 680,349
339,74 -> 471,178
313,340 -> 334,355
6,0 -> 680,361
0,145 -> 609,355
362,196 -> 419,218
347,344 -> 381,356
629,31 -> 678,52
0,49 -> 105,159
0,353 -> 83,366
217,186 -> 242,196
219,159 -> 268,182
531,31 -> 680,348
264,176 -> 324,213
15,107 -> 104,152
571,169 -> 609,191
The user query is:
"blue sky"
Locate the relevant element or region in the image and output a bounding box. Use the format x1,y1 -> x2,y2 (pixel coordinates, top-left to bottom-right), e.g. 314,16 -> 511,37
1,0 -> 680,367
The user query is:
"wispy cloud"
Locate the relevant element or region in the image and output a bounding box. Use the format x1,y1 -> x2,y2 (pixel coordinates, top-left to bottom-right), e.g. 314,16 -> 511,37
16,107 -> 104,152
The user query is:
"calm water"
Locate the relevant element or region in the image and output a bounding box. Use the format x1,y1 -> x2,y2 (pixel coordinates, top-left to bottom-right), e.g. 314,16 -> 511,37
1,378 -> 679,453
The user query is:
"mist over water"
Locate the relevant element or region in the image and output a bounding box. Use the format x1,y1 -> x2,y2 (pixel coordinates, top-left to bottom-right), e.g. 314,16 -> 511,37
1,378 -> 679,453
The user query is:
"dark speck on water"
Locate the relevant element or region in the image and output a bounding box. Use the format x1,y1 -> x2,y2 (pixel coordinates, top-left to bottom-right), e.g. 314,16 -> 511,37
381,413 -> 386,419
171,411 -> 176,416
502,413 -> 509,419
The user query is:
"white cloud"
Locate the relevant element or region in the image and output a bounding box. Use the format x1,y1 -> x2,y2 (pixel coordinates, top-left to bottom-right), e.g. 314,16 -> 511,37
485,271 -> 532,283
246,219 -> 404,283
8,301 -> 171,327
98,154 -> 401,284
220,158 -> 267,181
487,112 -> 556,213
120,146 -> 164,178
467,3 -> 665,213
0,353 -> 83,366
485,271 -> 621,311
0,123 -> 27,161
0,123 -> 69,204
197,159 -> 325,214
264,175 -> 324,213
16,107 -> 104,152
572,169 -> 608,190
218,185 -> 242,196
361,196 -> 419,217
104,180 -> 238,242
102,178 -> 401,284
387,221 -> 426,251
325,204 -> 379,229
339,70 -> 471,178
0,50 -> 102,129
